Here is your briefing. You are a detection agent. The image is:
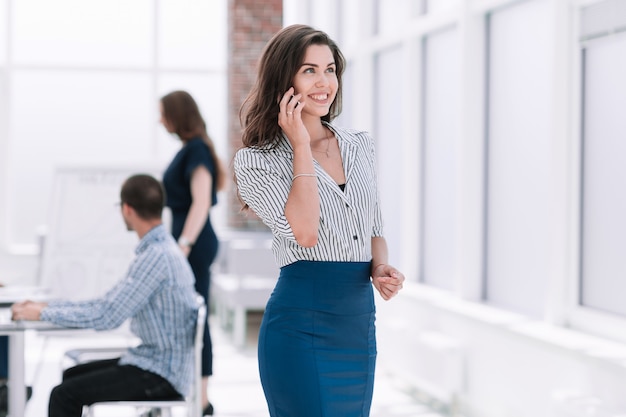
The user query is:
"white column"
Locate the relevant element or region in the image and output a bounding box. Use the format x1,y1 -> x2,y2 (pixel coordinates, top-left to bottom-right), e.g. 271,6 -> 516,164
8,332 -> 26,417
455,1 -> 487,301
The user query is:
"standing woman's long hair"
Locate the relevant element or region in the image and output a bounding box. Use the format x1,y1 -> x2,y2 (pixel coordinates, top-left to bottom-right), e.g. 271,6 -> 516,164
239,24 -> 346,148
160,90 -> 228,191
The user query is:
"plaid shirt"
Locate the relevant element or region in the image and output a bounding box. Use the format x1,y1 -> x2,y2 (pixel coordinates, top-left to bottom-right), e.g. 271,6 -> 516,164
41,224 -> 198,396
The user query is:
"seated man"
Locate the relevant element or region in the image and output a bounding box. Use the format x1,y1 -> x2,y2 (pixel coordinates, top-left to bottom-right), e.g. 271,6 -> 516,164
11,174 -> 199,417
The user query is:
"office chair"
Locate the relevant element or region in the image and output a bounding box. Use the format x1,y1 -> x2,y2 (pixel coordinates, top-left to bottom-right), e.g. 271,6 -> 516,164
83,296 -> 206,417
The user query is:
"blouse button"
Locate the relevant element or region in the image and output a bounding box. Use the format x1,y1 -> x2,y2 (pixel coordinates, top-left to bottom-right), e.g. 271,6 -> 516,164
353,235 -> 358,240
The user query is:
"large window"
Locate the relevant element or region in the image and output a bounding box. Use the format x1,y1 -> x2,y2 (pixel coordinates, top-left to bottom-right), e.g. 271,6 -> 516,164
377,0 -> 422,35
337,0 -> 364,51
580,33 -> 626,317
424,0 -> 459,14
1,0 -> 227,252
421,28 -> 460,290
0,3 -> 6,66
12,0 -> 152,67
374,46 -> 404,267
485,0 -> 553,317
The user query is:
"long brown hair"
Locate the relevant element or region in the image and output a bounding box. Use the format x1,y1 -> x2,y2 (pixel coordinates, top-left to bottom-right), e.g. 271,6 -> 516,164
239,24 -> 346,148
160,90 -> 227,191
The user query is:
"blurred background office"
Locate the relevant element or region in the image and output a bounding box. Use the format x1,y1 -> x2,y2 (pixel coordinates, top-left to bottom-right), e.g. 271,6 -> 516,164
2,0 -> 626,416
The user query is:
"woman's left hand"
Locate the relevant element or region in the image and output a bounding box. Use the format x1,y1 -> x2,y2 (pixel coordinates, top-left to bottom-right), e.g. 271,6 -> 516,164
371,264 -> 405,300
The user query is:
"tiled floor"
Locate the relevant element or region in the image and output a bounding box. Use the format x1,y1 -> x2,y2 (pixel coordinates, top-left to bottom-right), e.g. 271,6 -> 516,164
22,312 -> 442,417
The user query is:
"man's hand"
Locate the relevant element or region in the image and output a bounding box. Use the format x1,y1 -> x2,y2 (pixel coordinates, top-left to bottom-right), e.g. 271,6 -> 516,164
11,300 -> 47,321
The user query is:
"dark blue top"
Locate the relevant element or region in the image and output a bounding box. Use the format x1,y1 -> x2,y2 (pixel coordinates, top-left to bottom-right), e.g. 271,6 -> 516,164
162,136 -> 220,378
163,137 -> 218,212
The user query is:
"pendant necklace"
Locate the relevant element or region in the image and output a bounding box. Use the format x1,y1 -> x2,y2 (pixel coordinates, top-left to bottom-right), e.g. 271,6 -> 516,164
312,133 -> 332,158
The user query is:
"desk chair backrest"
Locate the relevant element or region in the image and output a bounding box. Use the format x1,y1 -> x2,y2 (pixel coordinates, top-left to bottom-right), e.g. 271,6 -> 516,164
84,294 -> 206,417
190,295 -> 207,416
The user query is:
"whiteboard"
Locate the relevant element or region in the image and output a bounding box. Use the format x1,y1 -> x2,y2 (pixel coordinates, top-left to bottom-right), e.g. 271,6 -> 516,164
39,166 -> 165,301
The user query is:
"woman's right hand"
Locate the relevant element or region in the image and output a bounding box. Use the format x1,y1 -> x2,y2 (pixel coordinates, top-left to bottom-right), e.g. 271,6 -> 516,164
278,87 -> 309,149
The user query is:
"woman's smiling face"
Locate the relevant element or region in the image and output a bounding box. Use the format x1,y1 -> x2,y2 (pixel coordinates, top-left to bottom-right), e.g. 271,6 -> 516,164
291,44 -> 338,120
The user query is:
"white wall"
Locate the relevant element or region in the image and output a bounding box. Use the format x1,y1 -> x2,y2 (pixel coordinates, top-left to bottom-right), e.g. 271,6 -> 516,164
0,0 -> 229,267
286,0 -> 626,416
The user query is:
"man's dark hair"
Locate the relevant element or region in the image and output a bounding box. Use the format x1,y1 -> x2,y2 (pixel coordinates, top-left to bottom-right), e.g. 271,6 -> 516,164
120,174 -> 165,220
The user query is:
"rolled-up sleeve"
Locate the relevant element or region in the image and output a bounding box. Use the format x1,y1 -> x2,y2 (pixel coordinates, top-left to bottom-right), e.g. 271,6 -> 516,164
234,148 -> 297,242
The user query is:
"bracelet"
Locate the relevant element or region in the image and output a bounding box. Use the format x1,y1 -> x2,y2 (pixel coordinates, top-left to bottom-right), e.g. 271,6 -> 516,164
178,236 -> 194,248
292,173 -> 317,181
372,263 -> 386,276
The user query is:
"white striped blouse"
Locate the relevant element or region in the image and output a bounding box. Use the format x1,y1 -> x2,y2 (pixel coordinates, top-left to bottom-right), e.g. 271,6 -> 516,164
234,122 -> 384,267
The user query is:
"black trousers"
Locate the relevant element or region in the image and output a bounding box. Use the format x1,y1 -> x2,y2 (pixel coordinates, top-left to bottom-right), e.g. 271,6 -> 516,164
172,214 -> 218,377
49,359 -> 181,417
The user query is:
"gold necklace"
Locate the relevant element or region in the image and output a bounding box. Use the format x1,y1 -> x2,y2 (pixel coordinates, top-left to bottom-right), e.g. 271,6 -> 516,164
311,133 -> 332,158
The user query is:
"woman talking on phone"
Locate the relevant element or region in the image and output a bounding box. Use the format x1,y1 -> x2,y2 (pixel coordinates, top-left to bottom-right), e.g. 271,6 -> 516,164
234,25 -> 405,417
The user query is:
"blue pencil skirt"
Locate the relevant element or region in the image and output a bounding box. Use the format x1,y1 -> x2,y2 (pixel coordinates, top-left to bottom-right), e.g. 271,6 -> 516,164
258,261 -> 376,417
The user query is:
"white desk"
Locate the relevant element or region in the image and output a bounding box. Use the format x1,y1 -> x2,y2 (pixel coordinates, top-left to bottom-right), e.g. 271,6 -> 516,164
0,286 -> 58,417
0,315 -> 67,417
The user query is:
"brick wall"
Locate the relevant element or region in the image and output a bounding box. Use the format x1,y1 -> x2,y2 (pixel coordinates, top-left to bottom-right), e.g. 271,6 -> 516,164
226,0 -> 283,230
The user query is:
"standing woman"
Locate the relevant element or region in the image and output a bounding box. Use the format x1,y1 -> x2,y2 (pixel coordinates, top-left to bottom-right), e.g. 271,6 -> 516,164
160,90 -> 227,416
234,25 -> 405,417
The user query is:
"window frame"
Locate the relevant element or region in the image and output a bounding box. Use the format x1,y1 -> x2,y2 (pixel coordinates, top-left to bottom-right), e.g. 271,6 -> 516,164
567,28 -> 626,344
